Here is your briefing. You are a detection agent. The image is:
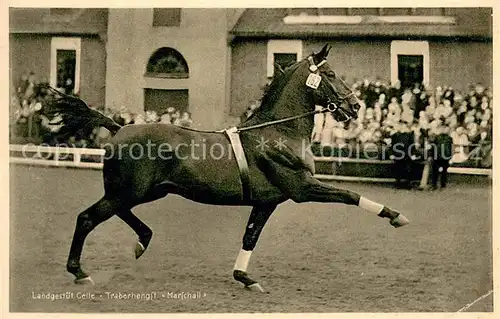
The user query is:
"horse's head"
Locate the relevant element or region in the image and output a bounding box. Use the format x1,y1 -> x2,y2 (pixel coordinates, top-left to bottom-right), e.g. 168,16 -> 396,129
305,44 -> 361,122
242,44 -> 361,130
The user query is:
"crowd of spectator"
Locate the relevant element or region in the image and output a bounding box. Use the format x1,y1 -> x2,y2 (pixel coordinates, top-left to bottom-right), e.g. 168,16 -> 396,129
10,72 -> 193,147
10,72 -> 53,143
309,78 -> 493,165
11,71 -> 493,168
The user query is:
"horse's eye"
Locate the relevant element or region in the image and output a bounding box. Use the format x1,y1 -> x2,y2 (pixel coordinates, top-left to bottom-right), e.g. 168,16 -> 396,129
325,71 -> 336,78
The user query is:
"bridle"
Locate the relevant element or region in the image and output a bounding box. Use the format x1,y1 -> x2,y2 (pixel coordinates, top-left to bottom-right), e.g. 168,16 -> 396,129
237,56 -> 357,133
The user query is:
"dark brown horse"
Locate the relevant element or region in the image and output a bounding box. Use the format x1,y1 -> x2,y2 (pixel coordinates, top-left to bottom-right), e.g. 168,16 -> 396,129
54,45 -> 409,292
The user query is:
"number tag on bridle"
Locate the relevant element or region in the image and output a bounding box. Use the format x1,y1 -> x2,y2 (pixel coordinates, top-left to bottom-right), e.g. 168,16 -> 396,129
306,73 -> 322,90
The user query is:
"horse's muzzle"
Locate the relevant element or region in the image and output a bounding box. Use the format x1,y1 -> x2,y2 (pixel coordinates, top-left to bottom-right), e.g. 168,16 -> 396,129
328,101 -> 359,122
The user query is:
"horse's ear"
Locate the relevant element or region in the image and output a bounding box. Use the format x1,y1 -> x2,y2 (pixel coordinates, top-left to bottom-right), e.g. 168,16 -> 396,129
314,44 -> 331,63
274,62 -> 285,76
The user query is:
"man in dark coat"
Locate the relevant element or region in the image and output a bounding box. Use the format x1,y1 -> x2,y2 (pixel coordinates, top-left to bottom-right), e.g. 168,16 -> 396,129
430,126 -> 453,189
360,79 -> 376,108
387,80 -> 403,103
391,125 -> 415,188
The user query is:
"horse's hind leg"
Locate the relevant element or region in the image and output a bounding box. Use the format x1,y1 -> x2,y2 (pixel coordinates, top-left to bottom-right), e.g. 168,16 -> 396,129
116,183 -> 170,259
116,210 -> 153,259
66,196 -> 124,284
233,204 -> 277,292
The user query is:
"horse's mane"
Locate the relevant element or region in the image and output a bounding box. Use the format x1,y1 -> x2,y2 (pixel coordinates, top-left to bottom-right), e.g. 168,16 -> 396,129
241,60 -> 305,125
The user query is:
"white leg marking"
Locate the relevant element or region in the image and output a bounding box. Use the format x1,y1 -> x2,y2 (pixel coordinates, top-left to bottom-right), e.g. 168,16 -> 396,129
233,249 -> 252,272
74,276 -> 94,285
137,241 -> 145,250
246,283 -> 265,292
359,196 -> 384,214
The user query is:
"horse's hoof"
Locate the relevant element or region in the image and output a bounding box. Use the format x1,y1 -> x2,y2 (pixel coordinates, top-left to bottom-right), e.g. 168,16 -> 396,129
74,276 -> 94,285
135,241 -> 146,259
245,283 -> 264,293
390,214 -> 410,228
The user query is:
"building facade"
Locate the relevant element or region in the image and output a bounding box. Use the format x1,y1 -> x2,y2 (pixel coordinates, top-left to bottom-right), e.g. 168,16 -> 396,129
10,8 -> 493,130
229,8 -> 493,116
9,8 -> 108,109
105,8 -> 244,130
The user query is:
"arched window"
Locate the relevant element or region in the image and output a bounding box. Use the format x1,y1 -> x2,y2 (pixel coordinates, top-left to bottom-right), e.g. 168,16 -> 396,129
145,47 -> 189,78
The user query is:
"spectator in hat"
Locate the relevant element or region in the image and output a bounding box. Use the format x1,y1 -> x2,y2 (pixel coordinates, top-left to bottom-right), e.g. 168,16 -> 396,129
177,111 -> 193,127
390,124 -> 415,189
386,97 -> 401,126
469,96 -> 479,110
387,80 -> 402,103
457,100 -> 468,123
401,103 -> 415,124
477,129 -> 492,168
450,126 -> 469,164
430,125 -> 453,189
442,87 -> 455,104
482,108 -> 492,123
480,96 -> 489,111
363,79 -> 378,108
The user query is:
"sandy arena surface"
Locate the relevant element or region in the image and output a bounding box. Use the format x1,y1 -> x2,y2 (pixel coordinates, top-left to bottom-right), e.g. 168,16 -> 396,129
9,165 -> 493,313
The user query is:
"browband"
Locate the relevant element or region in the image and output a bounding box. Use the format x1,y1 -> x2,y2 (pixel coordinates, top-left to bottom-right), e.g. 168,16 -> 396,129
307,56 -> 327,73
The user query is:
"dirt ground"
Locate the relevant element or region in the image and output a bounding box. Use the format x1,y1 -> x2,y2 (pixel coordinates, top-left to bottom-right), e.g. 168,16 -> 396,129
9,165 -> 493,313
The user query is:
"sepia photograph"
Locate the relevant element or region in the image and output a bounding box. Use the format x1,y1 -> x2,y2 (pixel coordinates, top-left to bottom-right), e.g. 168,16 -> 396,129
5,2 -> 496,315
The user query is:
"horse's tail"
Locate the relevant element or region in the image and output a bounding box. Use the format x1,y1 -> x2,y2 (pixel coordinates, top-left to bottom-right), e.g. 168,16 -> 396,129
47,87 -> 122,137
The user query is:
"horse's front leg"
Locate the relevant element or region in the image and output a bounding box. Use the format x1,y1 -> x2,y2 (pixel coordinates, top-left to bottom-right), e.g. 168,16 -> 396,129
233,204 -> 277,292
291,175 -> 410,227
258,152 -> 409,227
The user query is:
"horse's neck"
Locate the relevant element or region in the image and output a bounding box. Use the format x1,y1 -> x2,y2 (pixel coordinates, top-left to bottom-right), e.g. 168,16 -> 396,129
241,73 -> 315,140
264,87 -> 315,139
271,107 -> 314,140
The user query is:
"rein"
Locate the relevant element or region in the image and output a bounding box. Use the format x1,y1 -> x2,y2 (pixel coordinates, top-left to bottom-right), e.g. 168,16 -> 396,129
236,103 -> 337,133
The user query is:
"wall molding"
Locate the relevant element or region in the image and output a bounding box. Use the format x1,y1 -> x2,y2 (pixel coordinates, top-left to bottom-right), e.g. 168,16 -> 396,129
50,37 -> 81,93
266,40 -> 302,78
390,40 -> 429,86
